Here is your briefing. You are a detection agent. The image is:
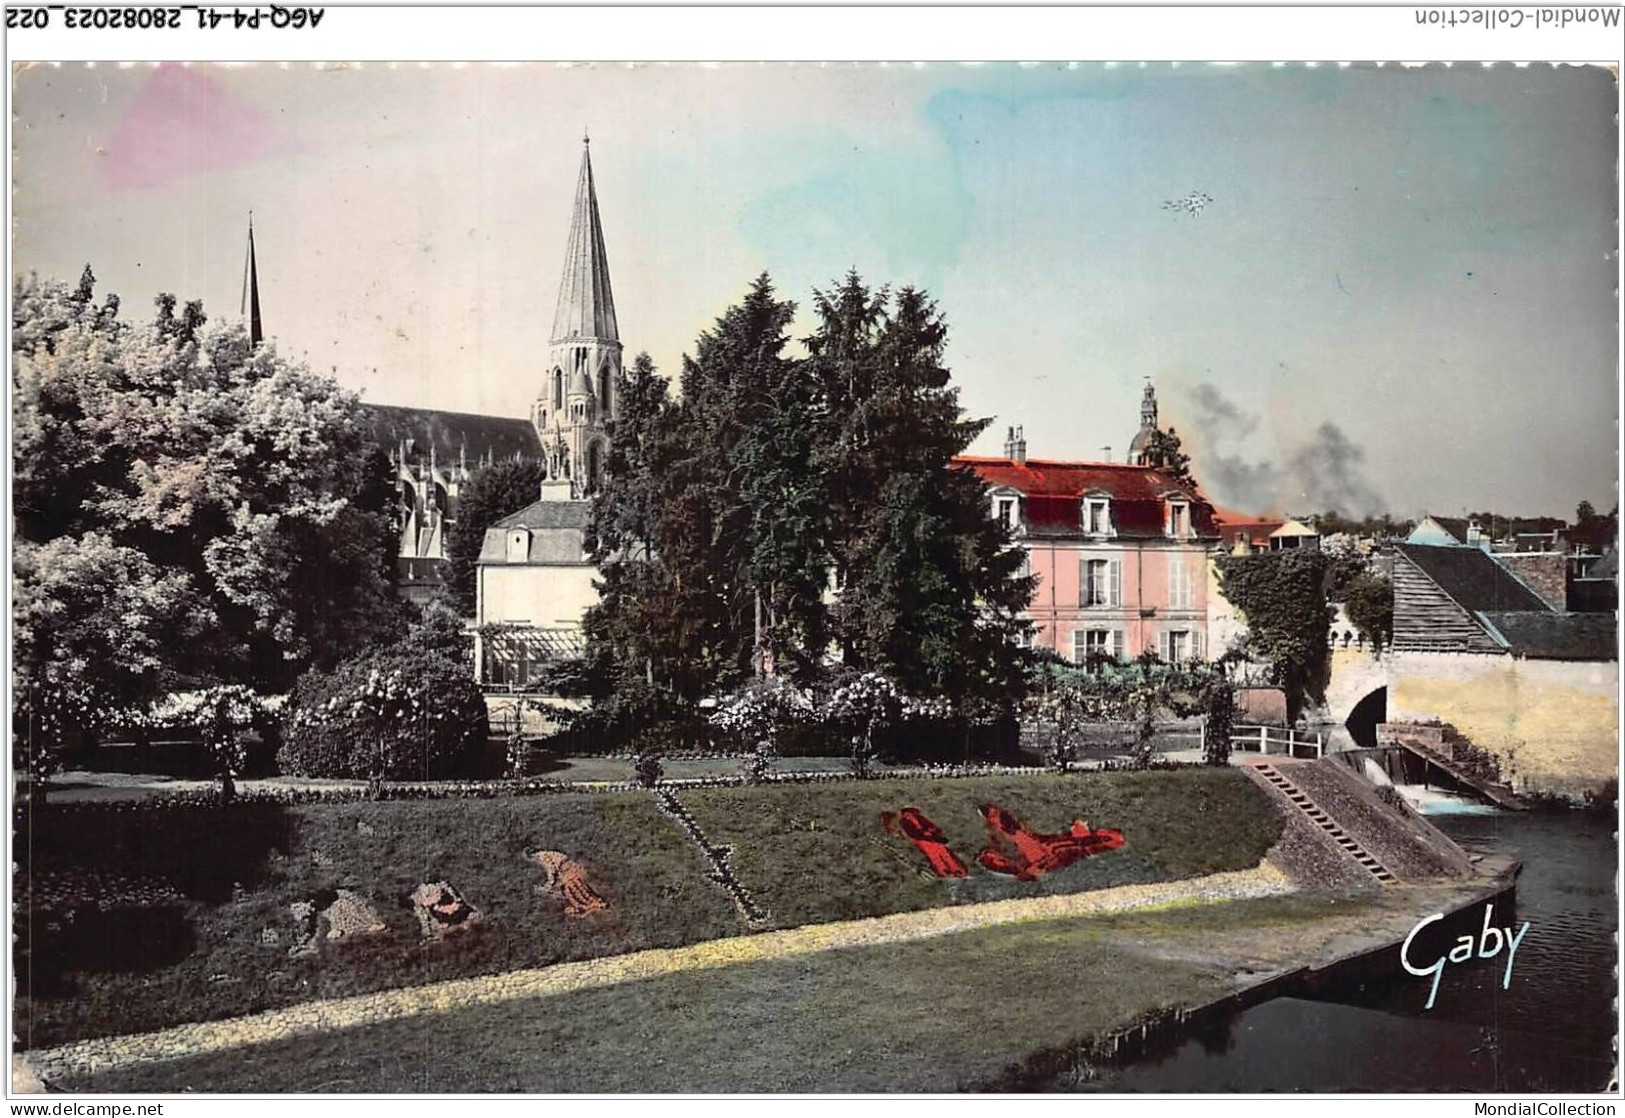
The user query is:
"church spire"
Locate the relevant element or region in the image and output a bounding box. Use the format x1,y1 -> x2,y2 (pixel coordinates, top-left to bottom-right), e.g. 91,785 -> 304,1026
550,135 -> 618,345
534,136 -> 623,499
241,213 -> 263,347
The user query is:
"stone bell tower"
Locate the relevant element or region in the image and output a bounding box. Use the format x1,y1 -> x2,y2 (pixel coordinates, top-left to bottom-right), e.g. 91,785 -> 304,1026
533,134 -> 621,497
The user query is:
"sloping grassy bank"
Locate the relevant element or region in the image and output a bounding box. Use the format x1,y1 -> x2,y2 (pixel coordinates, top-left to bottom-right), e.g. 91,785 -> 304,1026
16,769 -> 1281,1050
15,793 -> 738,1049
682,768 -> 1282,926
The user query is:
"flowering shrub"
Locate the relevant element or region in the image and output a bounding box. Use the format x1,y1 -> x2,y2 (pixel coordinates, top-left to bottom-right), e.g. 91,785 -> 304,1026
815,671 -> 906,779
142,685 -> 271,799
12,671 -> 119,782
278,643 -> 488,781
707,678 -> 814,783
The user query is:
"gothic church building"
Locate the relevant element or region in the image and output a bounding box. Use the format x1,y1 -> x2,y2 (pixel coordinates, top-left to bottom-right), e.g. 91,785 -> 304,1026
363,138 -> 621,682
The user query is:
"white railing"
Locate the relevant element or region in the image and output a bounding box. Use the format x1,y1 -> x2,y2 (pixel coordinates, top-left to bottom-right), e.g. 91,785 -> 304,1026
1227,724 -> 1324,759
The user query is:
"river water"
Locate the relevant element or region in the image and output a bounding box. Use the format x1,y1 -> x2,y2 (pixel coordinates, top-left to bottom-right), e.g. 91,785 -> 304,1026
1092,810 -> 1619,1093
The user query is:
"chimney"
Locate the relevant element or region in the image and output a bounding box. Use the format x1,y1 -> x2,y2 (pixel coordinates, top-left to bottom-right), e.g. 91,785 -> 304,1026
1005,424 -> 1027,464
1102,446 -> 1112,462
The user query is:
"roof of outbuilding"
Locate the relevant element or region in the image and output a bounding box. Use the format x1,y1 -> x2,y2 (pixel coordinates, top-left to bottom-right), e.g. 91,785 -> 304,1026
492,499 -> 592,531
1394,543 -> 1553,614
478,498 -> 593,566
1477,611 -> 1617,661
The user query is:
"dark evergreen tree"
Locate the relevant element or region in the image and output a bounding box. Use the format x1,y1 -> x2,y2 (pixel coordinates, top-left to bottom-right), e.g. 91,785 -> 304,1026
583,272 -> 1035,732
808,274 -> 1034,705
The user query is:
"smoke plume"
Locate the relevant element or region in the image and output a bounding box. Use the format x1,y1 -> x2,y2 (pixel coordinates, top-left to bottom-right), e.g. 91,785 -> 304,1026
1180,384 -> 1386,517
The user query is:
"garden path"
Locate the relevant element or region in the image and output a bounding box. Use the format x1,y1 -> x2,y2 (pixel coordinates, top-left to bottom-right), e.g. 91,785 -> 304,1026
19,862 -> 1294,1089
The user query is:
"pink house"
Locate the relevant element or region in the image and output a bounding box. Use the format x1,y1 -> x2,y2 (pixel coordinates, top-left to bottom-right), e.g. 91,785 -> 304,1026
959,449 -> 1223,667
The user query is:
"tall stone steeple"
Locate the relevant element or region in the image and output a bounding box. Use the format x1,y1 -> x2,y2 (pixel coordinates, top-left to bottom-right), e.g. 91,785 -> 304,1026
241,213 -> 263,347
533,134 -> 621,497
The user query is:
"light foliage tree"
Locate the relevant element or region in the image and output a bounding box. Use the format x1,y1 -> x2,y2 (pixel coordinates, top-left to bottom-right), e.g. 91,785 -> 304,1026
12,270 -> 405,774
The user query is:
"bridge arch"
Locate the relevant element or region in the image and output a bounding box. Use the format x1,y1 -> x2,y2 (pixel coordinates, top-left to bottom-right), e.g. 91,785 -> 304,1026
1344,686 -> 1388,749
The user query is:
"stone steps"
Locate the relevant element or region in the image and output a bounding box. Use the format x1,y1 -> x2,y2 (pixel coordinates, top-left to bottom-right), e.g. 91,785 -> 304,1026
1251,762 -> 1398,886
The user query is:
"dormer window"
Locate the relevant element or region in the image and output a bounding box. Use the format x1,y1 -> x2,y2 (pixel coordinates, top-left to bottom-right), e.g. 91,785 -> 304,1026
1166,498 -> 1191,539
989,488 -> 1023,533
505,529 -> 531,563
1082,496 -> 1112,536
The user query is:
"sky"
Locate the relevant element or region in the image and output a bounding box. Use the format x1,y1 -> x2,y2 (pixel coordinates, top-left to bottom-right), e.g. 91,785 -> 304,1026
11,61 -> 1619,519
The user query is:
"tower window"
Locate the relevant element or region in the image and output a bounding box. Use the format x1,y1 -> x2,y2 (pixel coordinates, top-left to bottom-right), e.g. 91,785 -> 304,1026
553,368 -> 564,410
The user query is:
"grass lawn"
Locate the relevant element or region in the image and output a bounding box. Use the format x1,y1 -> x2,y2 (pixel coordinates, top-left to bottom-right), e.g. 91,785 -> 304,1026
60,894 -> 1381,1093
15,792 -> 739,1049
57,909 -> 1245,1093
681,768 -> 1283,927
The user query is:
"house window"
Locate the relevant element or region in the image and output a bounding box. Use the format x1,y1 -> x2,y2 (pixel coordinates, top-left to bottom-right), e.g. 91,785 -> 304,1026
997,497 -> 1016,529
1167,500 -> 1190,538
1081,558 -> 1120,607
1072,628 -> 1121,671
1167,558 -> 1193,609
505,529 -> 530,563
1160,629 -> 1203,663
1083,498 -> 1111,536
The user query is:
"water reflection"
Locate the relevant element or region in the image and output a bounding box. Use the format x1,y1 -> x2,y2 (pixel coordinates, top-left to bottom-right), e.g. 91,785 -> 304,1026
1092,811 -> 1618,1092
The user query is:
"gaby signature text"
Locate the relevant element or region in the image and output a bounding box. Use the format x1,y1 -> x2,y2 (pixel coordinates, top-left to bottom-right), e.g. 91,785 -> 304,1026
1401,903 -> 1530,1010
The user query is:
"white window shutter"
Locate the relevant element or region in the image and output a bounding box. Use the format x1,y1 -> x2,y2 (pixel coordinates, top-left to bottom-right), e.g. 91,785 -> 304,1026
1195,629 -> 1206,661
1112,629 -> 1123,661
1079,558 -> 1089,607
1110,559 -> 1122,606
1158,631 -> 1169,662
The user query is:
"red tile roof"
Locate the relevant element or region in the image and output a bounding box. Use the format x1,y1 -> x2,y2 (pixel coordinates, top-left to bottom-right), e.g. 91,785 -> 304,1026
956,456 -> 1220,540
